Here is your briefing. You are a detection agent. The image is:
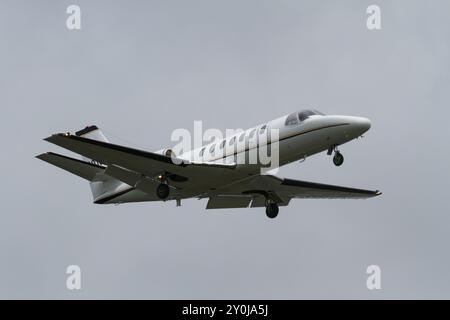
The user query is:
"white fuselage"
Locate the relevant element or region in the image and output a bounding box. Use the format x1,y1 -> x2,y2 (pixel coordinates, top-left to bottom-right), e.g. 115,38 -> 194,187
180,113 -> 371,172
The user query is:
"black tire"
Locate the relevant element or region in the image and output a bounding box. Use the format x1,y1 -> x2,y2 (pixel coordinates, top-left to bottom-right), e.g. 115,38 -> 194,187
156,183 -> 170,199
333,152 -> 344,166
265,203 -> 279,219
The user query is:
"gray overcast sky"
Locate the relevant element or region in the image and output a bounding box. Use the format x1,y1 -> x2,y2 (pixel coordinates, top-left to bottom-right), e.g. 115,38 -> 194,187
1,0 -> 449,299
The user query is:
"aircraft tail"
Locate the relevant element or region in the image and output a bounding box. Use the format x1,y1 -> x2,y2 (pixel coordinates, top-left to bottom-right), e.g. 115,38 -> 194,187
75,125 -> 109,158
74,125 -> 126,202
37,125 -> 132,203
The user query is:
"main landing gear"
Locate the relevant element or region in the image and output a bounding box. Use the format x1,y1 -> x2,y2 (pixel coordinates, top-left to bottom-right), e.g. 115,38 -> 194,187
156,174 -> 170,200
156,183 -> 170,199
265,202 -> 279,219
328,146 -> 344,167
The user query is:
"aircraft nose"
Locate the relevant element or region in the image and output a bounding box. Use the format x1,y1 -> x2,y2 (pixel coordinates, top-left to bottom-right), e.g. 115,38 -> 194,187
346,116 -> 371,138
354,117 -> 371,133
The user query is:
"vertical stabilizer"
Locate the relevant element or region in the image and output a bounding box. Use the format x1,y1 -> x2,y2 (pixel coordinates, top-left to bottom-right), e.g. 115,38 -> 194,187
75,125 -> 126,202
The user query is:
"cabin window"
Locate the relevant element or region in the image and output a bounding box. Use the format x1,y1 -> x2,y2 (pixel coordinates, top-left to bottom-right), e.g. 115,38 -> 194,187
249,129 -> 256,139
199,147 -> 205,157
219,139 -> 226,149
209,144 -> 215,154
239,132 -> 245,142
259,124 -> 267,134
229,136 -> 236,146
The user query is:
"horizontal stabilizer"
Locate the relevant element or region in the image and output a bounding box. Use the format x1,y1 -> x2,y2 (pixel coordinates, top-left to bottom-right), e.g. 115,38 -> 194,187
36,152 -> 105,181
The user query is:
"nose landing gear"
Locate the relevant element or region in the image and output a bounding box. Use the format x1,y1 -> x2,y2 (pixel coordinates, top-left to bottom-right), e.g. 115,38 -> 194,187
328,146 -> 344,167
265,202 -> 279,219
333,151 -> 344,166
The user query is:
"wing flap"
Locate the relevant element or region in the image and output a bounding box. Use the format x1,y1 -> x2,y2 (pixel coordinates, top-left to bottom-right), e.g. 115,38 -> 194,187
104,164 -> 142,187
206,196 -> 251,209
104,164 -> 180,197
280,178 -> 381,199
249,195 -> 291,207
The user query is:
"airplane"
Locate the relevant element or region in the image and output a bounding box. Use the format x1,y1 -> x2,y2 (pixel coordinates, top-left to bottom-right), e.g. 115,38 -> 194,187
36,109 -> 381,219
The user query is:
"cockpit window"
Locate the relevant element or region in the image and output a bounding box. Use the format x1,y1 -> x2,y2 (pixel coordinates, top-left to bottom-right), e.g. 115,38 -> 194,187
285,113 -> 299,126
285,109 -> 323,126
298,110 -> 318,121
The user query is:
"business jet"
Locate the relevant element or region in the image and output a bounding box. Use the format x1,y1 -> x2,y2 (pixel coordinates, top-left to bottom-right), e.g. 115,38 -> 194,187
37,110 -> 380,219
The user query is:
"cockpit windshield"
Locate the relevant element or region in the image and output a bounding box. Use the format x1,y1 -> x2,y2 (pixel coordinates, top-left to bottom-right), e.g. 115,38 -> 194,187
285,109 -> 323,126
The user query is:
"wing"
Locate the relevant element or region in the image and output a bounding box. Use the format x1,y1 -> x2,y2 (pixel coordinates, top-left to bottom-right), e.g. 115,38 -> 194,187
205,175 -> 381,209
43,133 -> 247,197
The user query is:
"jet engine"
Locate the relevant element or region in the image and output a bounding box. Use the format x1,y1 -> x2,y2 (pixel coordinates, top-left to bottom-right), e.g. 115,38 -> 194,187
156,148 -> 177,158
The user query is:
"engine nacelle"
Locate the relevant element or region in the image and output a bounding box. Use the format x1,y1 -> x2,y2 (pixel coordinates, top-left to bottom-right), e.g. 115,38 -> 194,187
155,148 -> 187,168
156,148 -> 177,158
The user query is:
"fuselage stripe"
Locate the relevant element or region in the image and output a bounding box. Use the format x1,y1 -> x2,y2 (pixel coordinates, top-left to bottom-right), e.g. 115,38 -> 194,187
201,123 -> 350,162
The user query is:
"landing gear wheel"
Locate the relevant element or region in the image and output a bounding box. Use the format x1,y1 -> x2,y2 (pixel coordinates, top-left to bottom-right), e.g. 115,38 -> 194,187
265,203 -> 279,219
333,151 -> 344,166
156,183 -> 170,199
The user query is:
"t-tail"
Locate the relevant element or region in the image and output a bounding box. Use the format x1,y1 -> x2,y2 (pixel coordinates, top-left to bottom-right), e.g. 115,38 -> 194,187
36,125 -> 126,203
